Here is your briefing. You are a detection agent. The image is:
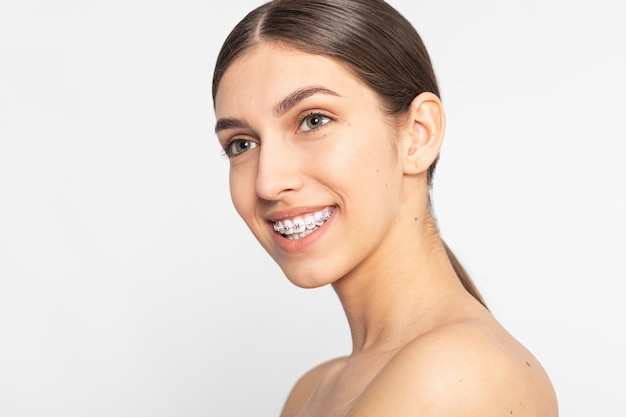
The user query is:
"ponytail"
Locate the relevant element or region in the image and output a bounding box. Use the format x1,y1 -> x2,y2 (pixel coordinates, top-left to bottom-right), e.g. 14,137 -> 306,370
442,241 -> 488,309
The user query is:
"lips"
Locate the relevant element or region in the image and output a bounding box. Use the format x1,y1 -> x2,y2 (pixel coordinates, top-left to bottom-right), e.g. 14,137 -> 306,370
272,207 -> 336,240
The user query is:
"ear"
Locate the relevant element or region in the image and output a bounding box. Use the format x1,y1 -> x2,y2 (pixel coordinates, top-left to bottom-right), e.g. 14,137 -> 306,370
398,92 -> 446,175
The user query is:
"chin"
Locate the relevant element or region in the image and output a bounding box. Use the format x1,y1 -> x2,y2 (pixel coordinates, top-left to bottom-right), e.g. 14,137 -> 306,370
281,267 -> 338,289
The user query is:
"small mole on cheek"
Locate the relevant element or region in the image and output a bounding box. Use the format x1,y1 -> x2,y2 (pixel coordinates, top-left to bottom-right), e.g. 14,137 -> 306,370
414,217 -> 417,222
526,361 -> 531,367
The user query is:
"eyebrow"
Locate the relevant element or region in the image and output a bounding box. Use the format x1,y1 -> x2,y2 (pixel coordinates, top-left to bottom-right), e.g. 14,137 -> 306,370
273,86 -> 340,117
214,117 -> 248,134
214,85 -> 340,134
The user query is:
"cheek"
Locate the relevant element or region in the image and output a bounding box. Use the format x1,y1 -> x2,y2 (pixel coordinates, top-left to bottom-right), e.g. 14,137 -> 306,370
330,128 -> 399,185
228,167 -> 256,219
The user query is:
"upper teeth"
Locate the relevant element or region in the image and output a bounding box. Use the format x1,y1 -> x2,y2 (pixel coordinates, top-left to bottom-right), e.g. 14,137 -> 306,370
273,208 -> 334,236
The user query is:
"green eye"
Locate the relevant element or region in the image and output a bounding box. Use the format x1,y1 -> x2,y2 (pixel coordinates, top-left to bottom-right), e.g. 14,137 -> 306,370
300,113 -> 331,132
227,139 -> 257,156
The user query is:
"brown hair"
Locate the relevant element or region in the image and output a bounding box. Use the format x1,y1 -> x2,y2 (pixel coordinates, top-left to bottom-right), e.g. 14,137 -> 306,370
212,0 -> 487,308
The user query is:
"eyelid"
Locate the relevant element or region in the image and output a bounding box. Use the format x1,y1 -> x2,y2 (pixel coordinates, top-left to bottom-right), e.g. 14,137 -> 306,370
297,111 -> 334,133
222,137 -> 258,158
219,110 -> 334,157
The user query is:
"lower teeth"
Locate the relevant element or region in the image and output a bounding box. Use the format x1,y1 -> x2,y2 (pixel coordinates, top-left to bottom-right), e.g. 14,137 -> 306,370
275,208 -> 335,240
283,226 -> 317,240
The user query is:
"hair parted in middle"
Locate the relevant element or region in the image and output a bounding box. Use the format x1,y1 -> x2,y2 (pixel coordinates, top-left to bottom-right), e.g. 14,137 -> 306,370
212,0 -> 488,308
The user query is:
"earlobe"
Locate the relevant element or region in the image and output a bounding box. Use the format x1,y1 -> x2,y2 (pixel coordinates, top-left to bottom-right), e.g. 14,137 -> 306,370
400,92 -> 446,175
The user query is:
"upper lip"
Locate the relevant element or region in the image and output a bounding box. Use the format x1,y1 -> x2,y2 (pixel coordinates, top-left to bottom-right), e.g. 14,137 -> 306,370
266,205 -> 336,222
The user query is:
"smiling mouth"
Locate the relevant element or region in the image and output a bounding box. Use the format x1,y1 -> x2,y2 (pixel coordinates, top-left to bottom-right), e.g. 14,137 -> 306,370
272,207 -> 336,240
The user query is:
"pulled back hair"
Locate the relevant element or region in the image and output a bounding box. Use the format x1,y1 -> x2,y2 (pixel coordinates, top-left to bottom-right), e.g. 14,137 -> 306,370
212,0 -> 487,308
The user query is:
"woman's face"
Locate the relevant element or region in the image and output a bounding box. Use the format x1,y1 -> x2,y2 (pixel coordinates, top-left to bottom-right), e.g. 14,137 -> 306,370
214,42 -> 408,288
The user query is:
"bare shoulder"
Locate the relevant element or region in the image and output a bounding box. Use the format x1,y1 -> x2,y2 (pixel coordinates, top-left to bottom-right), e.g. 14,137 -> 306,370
348,320 -> 558,417
280,356 -> 346,417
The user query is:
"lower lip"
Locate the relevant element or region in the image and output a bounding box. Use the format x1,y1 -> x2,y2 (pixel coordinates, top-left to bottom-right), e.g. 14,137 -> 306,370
272,213 -> 335,253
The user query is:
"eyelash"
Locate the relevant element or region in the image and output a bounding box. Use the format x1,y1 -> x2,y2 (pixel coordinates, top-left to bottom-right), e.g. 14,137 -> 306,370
221,139 -> 256,158
221,112 -> 333,158
297,112 -> 333,133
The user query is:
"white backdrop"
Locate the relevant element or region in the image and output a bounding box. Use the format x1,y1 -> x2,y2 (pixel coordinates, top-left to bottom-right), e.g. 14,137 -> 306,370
1,1 -> 624,416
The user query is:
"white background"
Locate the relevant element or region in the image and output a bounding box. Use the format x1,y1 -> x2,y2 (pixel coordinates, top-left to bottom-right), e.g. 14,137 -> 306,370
1,1 -> 624,416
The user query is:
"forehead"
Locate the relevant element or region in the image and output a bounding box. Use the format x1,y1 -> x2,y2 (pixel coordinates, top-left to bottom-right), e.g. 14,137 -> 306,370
214,42 -> 370,117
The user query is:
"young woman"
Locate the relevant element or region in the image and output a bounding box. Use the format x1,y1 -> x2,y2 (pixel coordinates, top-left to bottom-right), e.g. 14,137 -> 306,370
212,1 -> 558,416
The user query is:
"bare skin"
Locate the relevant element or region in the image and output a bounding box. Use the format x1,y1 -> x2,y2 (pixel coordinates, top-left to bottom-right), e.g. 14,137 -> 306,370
215,41 -> 558,417
280,298 -> 557,417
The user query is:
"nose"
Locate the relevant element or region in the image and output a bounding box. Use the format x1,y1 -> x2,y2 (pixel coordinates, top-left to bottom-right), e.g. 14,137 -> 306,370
255,138 -> 303,201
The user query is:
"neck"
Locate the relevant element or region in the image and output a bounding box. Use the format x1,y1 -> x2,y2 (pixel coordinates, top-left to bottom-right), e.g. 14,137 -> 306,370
331,213 -> 470,355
